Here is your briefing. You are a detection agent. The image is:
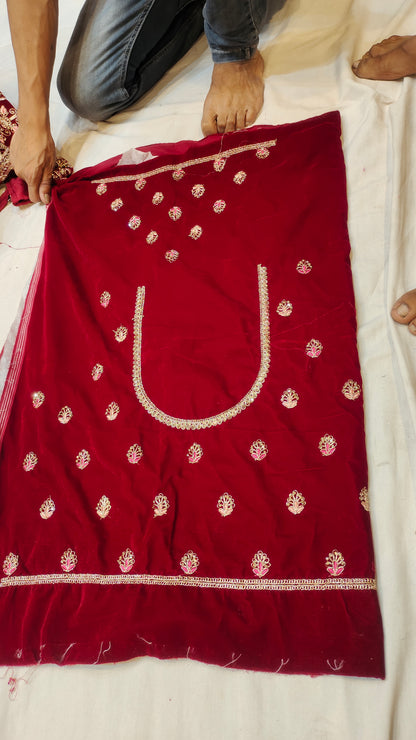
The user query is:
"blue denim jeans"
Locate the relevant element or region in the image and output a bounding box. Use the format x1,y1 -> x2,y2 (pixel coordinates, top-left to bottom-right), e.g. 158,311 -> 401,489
58,0 -> 280,121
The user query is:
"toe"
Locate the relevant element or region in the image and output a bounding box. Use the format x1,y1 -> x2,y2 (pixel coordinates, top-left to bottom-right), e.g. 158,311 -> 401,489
409,320 -> 416,335
201,109 -> 218,137
391,290 -> 416,325
235,109 -> 247,131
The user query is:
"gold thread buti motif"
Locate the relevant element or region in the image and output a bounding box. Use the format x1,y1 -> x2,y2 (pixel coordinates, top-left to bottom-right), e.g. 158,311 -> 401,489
91,139 -> 277,185
132,265 -> 270,430
0,573 -> 377,591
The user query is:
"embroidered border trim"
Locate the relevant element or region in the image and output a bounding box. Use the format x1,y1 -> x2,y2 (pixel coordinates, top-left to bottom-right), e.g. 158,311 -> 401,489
132,265 -> 270,429
0,574 -> 376,591
92,140 -> 277,184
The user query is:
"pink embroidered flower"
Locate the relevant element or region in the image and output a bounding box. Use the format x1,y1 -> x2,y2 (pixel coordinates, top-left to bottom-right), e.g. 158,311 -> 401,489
213,199 -> 226,214
359,486 -> 370,512
118,548 -> 135,573
96,495 -> 111,519
23,452 -> 38,472
172,169 -> 185,181
39,498 -> 55,519
305,339 -> 323,358
75,449 -> 90,470
286,490 -> 306,515
100,291 -> 111,307
325,550 -> 345,576
31,391 -> 45,409
342,380 -> 361,400
213,157 -> 226,172
165,249 -> 179,263
91,363 -> 104,381
233,170 -> 246,184
217,493 -> 235,517
276,300 -> 293,317
251,551 -> 271,578
114,326 -> 128,342
96,183 -> 107,195
180,551 -> 199,575
191,184 -> 205,198
250,439 -> 268,461
61,548 -> 77,573
105,402 -> 120,421
58,406 -> 73,424
189,225 -> 202,240
153,493 -> 170,517
128,215 -> 141,230
126,444 -> 143,464
110,199 -> 123,211
146,231 -> 158,244
256,146 -> 270,159
169,206 -> 182,221
152,192 -> 164,205
187,443 -> 203,464
134,177 -> 146,191
280,388 -> 299,409
2,553 -> 19,577
296,260 -> 312,275
318,434 -> 337,457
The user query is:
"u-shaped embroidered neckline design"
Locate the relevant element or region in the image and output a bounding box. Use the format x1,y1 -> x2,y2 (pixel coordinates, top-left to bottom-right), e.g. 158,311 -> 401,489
132,264 -> 270,429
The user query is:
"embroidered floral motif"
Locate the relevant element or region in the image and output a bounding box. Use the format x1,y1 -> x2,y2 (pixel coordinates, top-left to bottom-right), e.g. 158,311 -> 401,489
296,260 -> 312,275
256,147 -> 270,159
153,493 -> 170,517
39,498 -> 55,519
96,183 -> 107,195
187,443 -> 203,464
251,551 -> 271,578
281,388 -> 299,409
250,440 -> 268,461
217,493 -> 235,517
172,169 -> 185,181
342,380 -> 361,400
276,300 -> 293,317
233,170 -> 246,184
23,452 -> 38,472
100,291 -> 111,307
286,490 -> 306,515
105,402 -> 120,421
169,206 -> 182,221
61,549 -> 77,573
325,550 -> 345,576
91,363 -> 104,381
152,192 -> 164,205
214,157 -> 226,172
165,249 -> 179,263
192,184 -> 205,198
146,231 -> 158,244
213,199 -> 226,214
31,391 -> 45,409
75,449 -> 90,470
319,434 -> 337,457
110,199 -> 123,211
134,177 -> 146,191
114,326 -> 128,342
126,444 -> 143,464
306,339 -> 323,358
58,406 -> 73,424
180,551 -> 199,575
359,486 -> 370,511
128,215 -> 141,230
118,548 -> 135,573
189,225 -> 202,240
96,495 -> 111,519
2,553 -> 19,576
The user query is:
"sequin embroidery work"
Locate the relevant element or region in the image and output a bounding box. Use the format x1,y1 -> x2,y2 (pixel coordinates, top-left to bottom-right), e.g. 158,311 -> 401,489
128,216 -> 141,230
217,493 -> 235,517
281,389 -> 299,409
192,184 -> 205,198
32,392 -> 45,408
111,199 -> 123,212
251,551 -> 271,577
118,549 -> 135,573
91,364 -> 104,381
296,260 -> 312,275
189,225 -> 202,240
76,450 -> 90,470
319,435 -> 337,457
180,551 -> 199,575
126,444 -> 143,464
39,498 -> 55,519
286,490 -> 306,515
250,440 -> 268,461
342,380 -> 361,400
165,250 -> 179,263
187,443 -> 203,463
359,487 -> 370,511
276,300 -> 293,317
146,231 -> 158,244
152,192 -> 164,205
100,291 -> 111,307
326,550 -> 346,576
2,553 -> 19,576
153,494 -> 170,517
61,549 -> 77,573
96,496 -> 111,519
58,406 -> 73,424
114,326 -> 128,342
23,452 -> 38,472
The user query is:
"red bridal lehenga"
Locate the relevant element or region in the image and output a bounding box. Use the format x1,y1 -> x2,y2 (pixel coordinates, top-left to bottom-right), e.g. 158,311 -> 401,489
0,112 -> 384,677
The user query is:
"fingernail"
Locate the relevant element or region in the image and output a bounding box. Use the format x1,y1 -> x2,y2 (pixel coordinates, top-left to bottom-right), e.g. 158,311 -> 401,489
397,303 -> 409,317
409,323 -> 416,334
42,194 -> 51,205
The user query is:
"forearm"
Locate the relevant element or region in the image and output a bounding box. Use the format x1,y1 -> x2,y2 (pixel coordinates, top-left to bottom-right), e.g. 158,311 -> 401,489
6,0 -> 58,126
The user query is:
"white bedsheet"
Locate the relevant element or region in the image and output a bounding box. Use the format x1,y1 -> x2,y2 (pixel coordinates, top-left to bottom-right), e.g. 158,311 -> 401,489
1,1 -> 415,737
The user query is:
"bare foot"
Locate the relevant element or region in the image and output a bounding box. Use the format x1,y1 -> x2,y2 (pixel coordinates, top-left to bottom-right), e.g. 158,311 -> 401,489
201,51 -> 264,137
391,290 -> 416,334
352,35 -> 416,80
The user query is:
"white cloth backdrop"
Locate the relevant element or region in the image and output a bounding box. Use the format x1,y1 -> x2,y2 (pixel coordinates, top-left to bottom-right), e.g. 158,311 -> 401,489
1,1 -> 415,737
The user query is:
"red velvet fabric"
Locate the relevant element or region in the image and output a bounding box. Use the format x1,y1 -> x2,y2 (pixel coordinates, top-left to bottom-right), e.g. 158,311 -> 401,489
0,112 -> 384,677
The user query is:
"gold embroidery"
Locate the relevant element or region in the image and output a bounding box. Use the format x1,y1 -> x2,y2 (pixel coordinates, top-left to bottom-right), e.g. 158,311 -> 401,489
187,443 -> 203,463
359,486 -> 370,511
251,551 -> 271,577
217,493 -> 235,517
296,260 -> 312,275
2,553 -> 18,577
165,249 -> 179,263
153,494 -> 170,517
189,225 -> 202,240
319,434 -> 337,457
96,495 -> 111,519
91,363 -> 104,381
276,300 -> 293,317
256,146 -> 270,159
172,169 -> 185,181
326,550 -> 345,576
61,549 -> 77,573
75,449 -> 90,470
250,439 -> 268,461
23,452 -> 38,472
132,265 -> 270,430
96,183 -> 107,195
280,388 -> 299,409
233,170 -> 246,184
58,406 -> 73,424
114,326 -> 128,342
128,215 -> 141,230
192,184 -> 205,198
105,402 -> 120,421
92,140 -> 277,184
146,231 -> 158,244
111,198 -> 123,211
135,177 -> 146,191
214,157 -> 226,172
100,291 -> 111,307
342,380 -> 361,400
152,192 -> 164,205
39,498 -> 55,519
180,551 -> 199,575
0,573 -> 377,591
306,339 -> 323,358
31,391 -> 45,409
126,444 -> 143,464
169,206 -> 182,221
286,490 -> 306,515
213,200 -> 226,214
118,548 -> 135,573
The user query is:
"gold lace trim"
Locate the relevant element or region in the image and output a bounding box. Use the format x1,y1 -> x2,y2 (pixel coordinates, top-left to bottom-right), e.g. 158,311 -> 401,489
0,573 -> 376,591
92,139 -> 277,184
132,265 -> 270,429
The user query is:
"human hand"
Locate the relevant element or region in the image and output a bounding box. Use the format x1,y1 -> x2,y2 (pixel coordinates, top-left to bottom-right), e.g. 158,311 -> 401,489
9,122 -> 56,204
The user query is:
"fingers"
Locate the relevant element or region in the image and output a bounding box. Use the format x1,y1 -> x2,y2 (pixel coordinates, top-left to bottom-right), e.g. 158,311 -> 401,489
39,176 -> 52,205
